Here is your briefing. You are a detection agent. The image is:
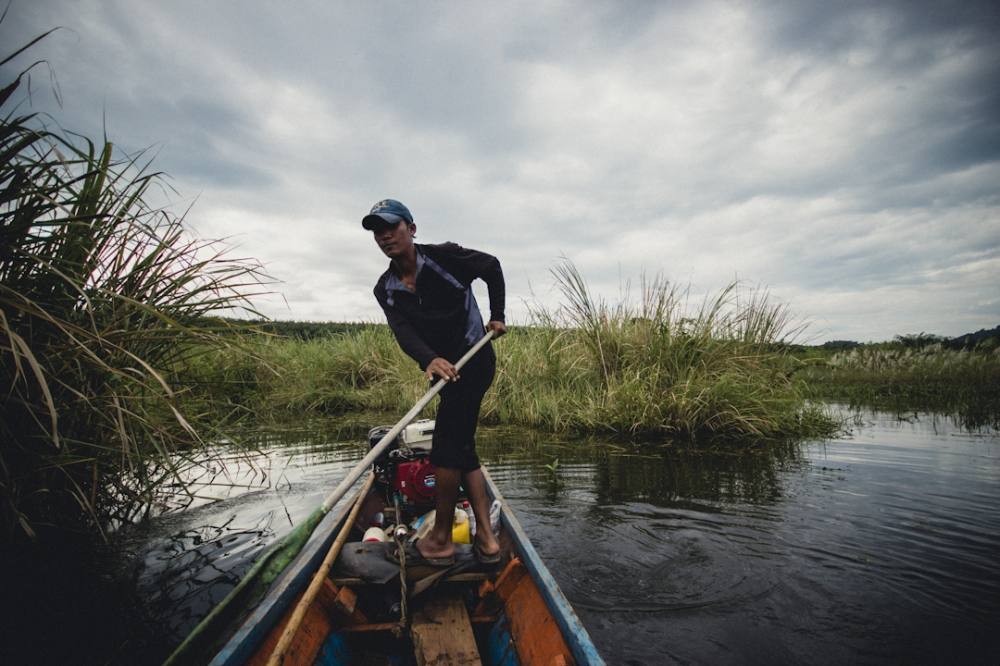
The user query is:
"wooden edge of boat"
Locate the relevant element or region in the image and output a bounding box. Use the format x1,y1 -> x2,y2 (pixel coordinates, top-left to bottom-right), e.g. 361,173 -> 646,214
210,468 -> 606,666
208,486 -> 359,666
481,467 -> 605,666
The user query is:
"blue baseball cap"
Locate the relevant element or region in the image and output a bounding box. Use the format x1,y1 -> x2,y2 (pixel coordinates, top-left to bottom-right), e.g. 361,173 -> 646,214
362,199 -> 414,229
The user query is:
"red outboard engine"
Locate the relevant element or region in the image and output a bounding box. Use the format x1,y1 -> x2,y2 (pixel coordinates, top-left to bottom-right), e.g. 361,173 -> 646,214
393,458 -> 436,505
368,420 -> 437,509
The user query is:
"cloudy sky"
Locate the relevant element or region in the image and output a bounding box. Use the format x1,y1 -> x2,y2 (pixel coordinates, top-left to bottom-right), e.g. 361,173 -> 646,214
4,1 -> 998,342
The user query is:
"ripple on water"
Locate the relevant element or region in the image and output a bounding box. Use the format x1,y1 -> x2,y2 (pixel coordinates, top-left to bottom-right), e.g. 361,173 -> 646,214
488,411 -> 1000,664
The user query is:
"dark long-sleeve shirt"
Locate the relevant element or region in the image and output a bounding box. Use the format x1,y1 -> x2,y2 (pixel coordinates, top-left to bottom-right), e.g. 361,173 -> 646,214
374,242 -> 505,369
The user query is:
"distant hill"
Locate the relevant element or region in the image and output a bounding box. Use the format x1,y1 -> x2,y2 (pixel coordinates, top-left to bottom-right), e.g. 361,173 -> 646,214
946,325 -> 1000,350
812,325 -> 999,350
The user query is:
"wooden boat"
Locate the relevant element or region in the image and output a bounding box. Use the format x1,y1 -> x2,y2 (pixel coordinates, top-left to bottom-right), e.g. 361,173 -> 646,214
205,431 -> 605,666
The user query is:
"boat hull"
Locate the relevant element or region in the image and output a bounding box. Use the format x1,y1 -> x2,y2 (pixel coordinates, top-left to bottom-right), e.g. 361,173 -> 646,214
209,468 -> 604,666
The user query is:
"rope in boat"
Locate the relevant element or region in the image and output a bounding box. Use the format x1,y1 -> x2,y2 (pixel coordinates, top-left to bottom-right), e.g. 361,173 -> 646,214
394,495 -> 409,633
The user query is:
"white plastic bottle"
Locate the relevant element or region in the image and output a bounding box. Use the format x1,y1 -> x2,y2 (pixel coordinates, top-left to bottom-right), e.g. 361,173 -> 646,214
462,500 -> 476,536
489,499 -> 502,534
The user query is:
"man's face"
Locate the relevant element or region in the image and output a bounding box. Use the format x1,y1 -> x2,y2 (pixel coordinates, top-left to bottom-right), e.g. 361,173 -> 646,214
372,220 -> 415,258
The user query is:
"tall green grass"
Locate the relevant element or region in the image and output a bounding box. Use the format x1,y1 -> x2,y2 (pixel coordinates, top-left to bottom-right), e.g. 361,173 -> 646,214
179,263 -> 836,443
487,263 -> 831,441
177,324 -> 421,417
1,36 -> 267,540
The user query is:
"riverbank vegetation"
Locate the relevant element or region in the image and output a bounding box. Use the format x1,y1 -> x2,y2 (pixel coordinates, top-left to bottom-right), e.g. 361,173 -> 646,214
0,38 -> 266,542
177,310 -> 1000,437
176,264 -> 838,443
798,342 -> 1000,428
5,28 -> 994,546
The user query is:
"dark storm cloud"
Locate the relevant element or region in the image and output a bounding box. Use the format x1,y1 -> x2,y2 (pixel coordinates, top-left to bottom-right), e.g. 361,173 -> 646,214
3,1 -> 997,339
763,0 -> 1000,55
2,9 -> 274,191
750,0 -> 1000,196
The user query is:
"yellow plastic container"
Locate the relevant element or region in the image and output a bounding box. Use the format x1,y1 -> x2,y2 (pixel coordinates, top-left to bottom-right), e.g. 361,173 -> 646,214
411,507 -> 471,544
451,516 -> 471,544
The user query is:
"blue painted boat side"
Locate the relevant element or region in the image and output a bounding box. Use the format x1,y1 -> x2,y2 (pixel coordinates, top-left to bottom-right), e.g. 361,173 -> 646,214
486,613 -> 522,666
316,632 -> 351,665
482,468 -> 606,666
209,495 -> 355,666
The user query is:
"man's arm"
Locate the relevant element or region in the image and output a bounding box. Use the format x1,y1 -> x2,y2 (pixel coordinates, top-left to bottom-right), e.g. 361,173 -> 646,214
434,243 -> 506,325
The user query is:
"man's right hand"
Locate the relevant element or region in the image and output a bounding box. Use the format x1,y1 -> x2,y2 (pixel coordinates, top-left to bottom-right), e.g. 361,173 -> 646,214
425,357 -> 459,382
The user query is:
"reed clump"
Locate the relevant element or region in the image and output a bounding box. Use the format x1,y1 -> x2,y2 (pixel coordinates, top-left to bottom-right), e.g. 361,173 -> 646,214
822,345 -> 999,381
1,37 -> 267,540
486,262 -> 832,441
177,325 -> 423,417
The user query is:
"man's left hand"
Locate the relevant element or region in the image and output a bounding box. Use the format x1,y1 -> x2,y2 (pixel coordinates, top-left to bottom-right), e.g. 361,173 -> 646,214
487,320 -> 507,338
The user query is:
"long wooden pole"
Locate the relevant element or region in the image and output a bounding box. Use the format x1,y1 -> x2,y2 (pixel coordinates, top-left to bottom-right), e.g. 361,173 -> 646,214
318,330 -> 495,514
266,473 -> 375,666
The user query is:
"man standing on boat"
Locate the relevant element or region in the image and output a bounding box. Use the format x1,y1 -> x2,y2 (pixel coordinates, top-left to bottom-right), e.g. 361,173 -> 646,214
363,198 -> 505,566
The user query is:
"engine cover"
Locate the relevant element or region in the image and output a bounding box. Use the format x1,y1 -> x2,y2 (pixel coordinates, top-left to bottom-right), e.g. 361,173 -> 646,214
393,459 -> 436,505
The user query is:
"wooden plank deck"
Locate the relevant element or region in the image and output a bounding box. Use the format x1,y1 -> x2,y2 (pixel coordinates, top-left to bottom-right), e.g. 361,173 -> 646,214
411,594 -> 482,666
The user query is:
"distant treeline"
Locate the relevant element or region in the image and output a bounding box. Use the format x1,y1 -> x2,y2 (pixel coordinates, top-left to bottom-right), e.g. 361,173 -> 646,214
815,326 -> 1000,351
771,327 -> 1000,352
221,319 -> 376,340
940,325 -> 1000,350
219,319 -> 1000,352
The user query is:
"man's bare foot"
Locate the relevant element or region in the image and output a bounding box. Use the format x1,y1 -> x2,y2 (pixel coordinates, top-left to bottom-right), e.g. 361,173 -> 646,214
416,537 -> 454,561
474,535 -> 500,558
473,534 -> 502,565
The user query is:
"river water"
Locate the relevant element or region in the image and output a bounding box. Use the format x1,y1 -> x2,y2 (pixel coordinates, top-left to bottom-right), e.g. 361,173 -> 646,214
114,406 -> 999,664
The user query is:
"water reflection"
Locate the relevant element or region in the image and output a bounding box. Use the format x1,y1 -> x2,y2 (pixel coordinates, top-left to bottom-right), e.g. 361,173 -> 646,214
115,410 -> 1000,665
838,394 -> 1000,432
477,414 -> 1000,665
120,422 -> 371,647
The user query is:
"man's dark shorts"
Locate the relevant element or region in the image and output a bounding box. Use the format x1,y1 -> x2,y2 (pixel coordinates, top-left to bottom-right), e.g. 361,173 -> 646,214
430,341 -> 496,471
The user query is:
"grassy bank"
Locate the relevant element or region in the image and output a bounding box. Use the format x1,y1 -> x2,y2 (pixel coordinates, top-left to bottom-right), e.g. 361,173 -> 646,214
177,265 -> 837,444
798,345 -> 1000,428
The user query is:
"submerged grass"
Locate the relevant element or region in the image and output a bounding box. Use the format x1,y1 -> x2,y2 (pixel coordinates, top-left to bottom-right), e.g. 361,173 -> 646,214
177,262 -> 837,444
